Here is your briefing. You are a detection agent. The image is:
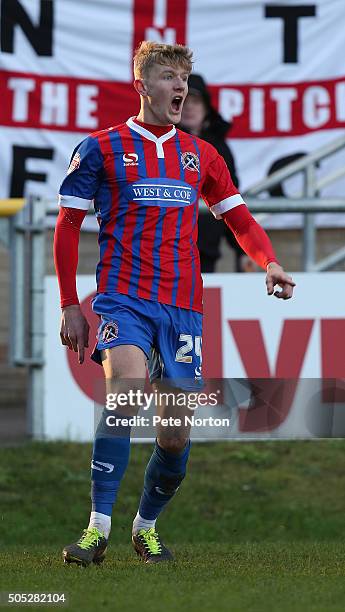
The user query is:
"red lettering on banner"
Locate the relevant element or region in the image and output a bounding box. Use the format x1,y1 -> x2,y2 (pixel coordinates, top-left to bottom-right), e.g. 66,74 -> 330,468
321,319 -> 345,402
215,76 -> 345,138
63,299 -> 345,428
0,70 -> 138,132
1,69 -> 345,137
229,319 -> 314,431
132,0 -> 187,53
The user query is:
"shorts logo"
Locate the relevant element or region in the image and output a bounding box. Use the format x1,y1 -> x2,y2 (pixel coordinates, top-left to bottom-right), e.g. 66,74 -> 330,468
194,366 -> 202,378
102,322 -> 119,343
67,152 -> 81,175
123,152 -> 139,166
181,151 -> 200,172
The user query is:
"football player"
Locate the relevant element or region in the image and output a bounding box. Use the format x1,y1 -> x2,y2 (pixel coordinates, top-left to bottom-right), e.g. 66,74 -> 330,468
54,41 -> 295,566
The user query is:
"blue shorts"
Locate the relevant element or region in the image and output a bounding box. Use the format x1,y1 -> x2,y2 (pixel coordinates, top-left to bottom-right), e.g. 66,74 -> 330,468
91,292 -> 203,389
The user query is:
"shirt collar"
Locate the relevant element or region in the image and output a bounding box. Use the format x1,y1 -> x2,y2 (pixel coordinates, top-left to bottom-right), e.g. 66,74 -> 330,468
126,117 -> 176,158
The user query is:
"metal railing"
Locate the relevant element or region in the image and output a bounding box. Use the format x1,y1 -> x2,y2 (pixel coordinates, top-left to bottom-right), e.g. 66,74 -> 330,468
9,197 -> 45,438
244,133 -> 345,271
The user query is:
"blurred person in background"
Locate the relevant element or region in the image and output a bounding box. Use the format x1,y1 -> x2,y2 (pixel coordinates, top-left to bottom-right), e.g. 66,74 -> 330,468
180,73 -> 249,272
240,254 -> 260,272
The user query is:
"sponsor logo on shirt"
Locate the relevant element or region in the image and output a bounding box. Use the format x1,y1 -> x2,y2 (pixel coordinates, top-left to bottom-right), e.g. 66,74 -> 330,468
127,178 -> 197,208
67,152 -> 81,175
123,152 -> 139,166
181,151 -> 200,172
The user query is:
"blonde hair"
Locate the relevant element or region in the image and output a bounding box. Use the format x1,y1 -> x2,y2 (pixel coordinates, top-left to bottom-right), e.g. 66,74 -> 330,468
133,41 -> 193,79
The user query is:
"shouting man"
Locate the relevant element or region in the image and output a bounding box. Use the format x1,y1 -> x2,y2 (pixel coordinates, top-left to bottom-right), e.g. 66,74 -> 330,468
54,41 -> 295,566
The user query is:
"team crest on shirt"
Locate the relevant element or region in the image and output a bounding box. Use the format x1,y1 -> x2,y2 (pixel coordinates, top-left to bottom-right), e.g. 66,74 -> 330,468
101,322 -> 119,343
67,152 -> 81,175
181,151 -> 200,172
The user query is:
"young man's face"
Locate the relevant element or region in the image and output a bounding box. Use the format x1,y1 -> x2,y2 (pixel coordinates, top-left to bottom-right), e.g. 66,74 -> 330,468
140,63 -> 189,125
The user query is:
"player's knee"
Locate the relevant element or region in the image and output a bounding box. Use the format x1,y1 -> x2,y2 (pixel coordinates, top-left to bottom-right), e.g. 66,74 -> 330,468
157,436 -> 189,454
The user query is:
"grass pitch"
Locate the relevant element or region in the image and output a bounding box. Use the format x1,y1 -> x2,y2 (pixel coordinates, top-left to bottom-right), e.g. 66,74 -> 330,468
1,440 -> 345,611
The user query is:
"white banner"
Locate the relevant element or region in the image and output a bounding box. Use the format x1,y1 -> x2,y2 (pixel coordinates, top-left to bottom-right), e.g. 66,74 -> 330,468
43,273 -> 345,441
1,0 -> 345,222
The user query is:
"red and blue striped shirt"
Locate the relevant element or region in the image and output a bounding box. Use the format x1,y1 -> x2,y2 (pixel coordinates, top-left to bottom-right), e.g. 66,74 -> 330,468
59,117 -> 244,313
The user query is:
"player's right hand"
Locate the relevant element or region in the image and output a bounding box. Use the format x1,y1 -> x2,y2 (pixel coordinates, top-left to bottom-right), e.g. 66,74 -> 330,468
60,304 -> 90,364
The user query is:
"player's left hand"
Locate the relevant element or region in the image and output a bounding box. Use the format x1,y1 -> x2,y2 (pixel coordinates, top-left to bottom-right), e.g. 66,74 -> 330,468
266,262 -> 295,300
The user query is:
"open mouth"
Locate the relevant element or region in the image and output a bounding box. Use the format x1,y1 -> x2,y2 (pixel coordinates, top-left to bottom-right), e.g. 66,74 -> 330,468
171,96 -> 183,112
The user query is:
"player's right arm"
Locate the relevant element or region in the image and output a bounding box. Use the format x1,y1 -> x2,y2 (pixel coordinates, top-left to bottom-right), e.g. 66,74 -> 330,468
54,136 -> 103,363
200,146 -> 295,299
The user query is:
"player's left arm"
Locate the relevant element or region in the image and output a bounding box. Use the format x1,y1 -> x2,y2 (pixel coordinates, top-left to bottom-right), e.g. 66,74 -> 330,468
201,150 -> 295,300
222,205 -> 295,299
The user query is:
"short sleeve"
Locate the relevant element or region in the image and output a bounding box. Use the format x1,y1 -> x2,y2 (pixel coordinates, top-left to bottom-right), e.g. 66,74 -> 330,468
58,136 -> 103,210
201,151 -> 245,220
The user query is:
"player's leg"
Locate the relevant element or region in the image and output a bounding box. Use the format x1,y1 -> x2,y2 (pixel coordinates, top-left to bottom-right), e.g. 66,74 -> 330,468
63,293 -> 153,566
132,382 -> 191,562
132,305 -> 202,563
89,345 -> 147,533
63,345 -> 147,566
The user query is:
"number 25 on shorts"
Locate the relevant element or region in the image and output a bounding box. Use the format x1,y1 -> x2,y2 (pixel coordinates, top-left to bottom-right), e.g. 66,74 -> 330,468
175,334 -> 202,364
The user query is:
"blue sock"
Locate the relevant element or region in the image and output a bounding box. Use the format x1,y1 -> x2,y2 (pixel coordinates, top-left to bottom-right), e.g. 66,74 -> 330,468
138,439 -> 191,521
91,412 -> 131,516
